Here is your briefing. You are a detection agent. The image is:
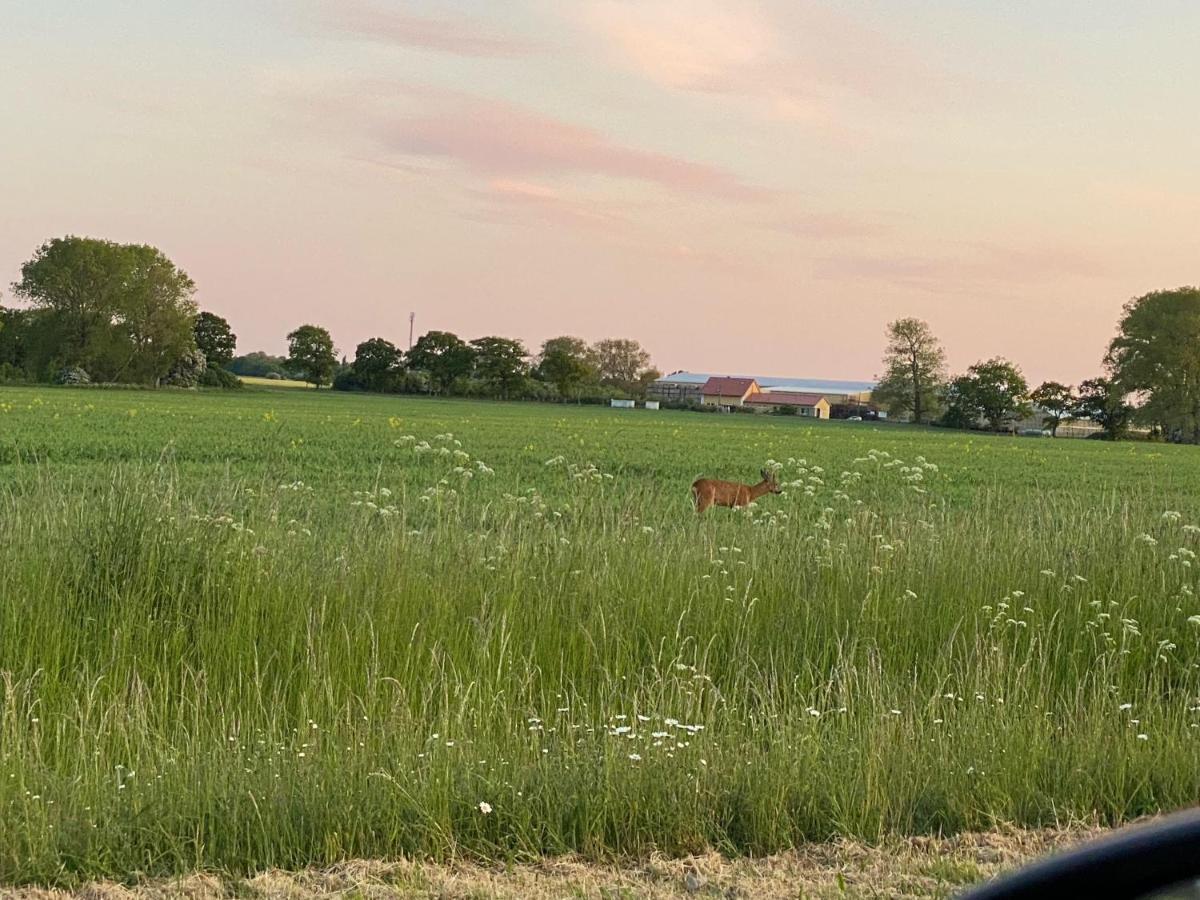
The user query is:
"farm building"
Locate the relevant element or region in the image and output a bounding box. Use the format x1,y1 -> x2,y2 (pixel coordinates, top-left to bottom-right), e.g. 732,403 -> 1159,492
700,376 -> 760,407
650,371 -> 874,408
744,391 -> 831,418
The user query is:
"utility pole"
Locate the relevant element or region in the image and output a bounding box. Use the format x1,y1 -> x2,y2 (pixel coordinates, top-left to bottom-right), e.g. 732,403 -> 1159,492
408,312 -> 415,351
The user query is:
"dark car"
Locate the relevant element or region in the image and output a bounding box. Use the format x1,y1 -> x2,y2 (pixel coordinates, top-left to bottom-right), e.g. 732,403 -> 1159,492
961,808 -> 1200,899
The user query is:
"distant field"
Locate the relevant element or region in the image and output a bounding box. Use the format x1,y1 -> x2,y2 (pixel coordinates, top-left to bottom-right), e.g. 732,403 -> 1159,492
2,385 -> 1200,886
237,375 -> 315,390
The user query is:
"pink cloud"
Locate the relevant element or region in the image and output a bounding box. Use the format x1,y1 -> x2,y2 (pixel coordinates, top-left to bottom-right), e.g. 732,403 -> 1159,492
373,89 -> 769,201
581,0 -> 949,122
316,0 -> 536,57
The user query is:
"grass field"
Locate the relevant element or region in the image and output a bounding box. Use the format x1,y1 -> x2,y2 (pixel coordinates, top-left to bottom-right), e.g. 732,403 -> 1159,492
2,385 -> 1200,887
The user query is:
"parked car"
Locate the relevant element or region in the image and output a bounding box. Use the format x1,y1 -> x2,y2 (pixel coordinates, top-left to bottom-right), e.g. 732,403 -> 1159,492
962,808 -> 1200,898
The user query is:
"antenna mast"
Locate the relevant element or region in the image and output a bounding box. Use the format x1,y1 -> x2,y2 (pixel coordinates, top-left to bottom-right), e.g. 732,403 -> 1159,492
408,312 -> 415,351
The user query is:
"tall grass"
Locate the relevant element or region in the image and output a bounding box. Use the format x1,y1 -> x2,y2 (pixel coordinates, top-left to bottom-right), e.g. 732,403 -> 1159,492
1,387 -> 1200,884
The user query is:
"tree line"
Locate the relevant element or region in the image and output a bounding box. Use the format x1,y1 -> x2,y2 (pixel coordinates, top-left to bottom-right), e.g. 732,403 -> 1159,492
0,236 -> 661,401
874,287 -> 1200,442
262,327 -> 662,402
4,236 -> 1197,440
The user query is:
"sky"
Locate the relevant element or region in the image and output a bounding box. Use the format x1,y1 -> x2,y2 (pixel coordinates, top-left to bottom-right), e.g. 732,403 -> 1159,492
1,0 -> 1198,384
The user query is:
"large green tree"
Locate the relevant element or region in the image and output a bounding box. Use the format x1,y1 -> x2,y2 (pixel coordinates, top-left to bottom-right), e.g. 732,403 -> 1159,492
1076,377 -> 1134,440
470,336 -> 529,399
592,338 -> 656,397
407,330 -> 475,393
194,312 -> 237,368
1029,381 -> 1076,436
535,336 -> 598,400
352,337 -> 404,392
111,244 -> 198,384
1105,287 -> 1200,442
12,236 -> 129,368
872,318 -> 947,424
286,325 -> 337,388
12,236 -> 197,383
941,358 -> 1030,431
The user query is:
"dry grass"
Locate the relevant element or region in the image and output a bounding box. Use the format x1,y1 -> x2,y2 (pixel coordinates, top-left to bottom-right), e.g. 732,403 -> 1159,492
0,826 -> 1106,899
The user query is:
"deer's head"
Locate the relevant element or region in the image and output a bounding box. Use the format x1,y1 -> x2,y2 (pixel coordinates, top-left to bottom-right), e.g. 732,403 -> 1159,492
760,468 -> 783,494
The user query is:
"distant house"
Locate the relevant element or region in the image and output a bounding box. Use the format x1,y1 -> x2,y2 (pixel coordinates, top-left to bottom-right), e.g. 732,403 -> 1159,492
649,371 -> 874,407
745,391 -> 831,418
701,376 -> 760,407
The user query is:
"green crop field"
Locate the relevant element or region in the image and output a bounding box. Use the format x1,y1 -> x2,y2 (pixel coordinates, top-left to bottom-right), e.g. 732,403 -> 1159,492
2,384 -> 1200,886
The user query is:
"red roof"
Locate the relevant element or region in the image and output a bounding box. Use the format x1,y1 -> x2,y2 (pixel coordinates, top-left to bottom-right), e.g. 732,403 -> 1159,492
745,391 -> 825,407
701,376 -> 758,397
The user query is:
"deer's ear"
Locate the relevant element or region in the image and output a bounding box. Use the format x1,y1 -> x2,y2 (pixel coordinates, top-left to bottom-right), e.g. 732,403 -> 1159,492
761,468 -> 769,479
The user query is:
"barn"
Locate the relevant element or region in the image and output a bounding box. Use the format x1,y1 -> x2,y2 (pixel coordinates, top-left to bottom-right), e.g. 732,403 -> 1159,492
699,376 -> 760,407
744,391 -> 831,418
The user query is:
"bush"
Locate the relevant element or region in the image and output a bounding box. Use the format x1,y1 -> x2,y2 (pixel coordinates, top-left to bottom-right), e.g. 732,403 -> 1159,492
164,348 -> 208,387
55,366 -> 91,385
0,363 -> 27,385
198,367 -> 243,390
229,352 -> 290,378
332,369 -> 365,392
400,371 -> 430,394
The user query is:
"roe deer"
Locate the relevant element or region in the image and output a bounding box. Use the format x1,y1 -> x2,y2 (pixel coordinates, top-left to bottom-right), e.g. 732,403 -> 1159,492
692,468 -> 781,513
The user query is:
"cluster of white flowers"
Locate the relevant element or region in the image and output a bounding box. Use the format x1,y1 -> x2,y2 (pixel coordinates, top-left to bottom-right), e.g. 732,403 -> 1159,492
350,488 -> 400,518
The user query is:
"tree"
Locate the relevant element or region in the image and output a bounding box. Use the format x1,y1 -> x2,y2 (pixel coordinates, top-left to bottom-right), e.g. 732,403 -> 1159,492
872,318 -> 947,424
592,338 -> 656,396
535,336 -> 598,400
407,330 -> 475,393
470,336 -> 529,399
110,244 -> 198,385
12,236 -> 130,369
940,358 -> 1030,431
1105,287 -> 1200,442
194,311 -> 237,368
352,337 -> 404,392
1029,381 -> 1076,436
1076,377 -> 1134,440
0,306 -> 33,373
286,325 -> 337,388
636,366 -> 663,395
12,236 -> 197,383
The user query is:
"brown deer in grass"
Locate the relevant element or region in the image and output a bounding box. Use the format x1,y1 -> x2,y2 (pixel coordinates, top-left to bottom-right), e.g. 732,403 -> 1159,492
692,468 -> 782,513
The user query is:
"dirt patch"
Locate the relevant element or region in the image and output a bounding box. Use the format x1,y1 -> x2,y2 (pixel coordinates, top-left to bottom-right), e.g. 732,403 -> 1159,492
0,825 -> 1109,899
